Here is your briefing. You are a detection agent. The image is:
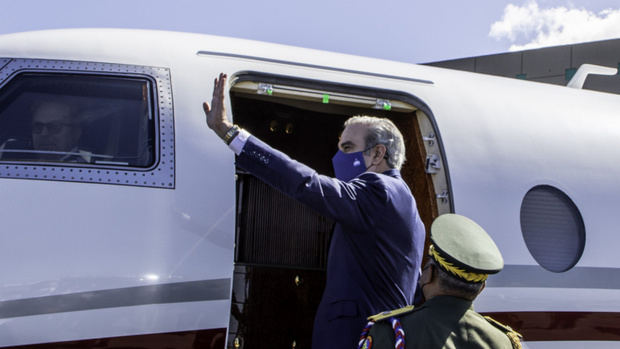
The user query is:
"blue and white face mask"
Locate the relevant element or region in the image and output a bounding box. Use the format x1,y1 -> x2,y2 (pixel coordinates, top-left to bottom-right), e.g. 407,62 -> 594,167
331,150 -> 367,182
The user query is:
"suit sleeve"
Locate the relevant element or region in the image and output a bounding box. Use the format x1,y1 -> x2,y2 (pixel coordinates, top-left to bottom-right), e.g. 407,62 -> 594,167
235,135 -> 389,228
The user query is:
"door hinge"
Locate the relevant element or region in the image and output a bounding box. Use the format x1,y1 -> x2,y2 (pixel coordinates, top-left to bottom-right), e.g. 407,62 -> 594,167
422,133 -> 436,146
436,191 -> 449,203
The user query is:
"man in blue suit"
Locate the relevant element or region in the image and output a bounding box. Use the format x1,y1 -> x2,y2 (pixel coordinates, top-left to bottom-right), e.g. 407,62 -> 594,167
204,73 -> 425,349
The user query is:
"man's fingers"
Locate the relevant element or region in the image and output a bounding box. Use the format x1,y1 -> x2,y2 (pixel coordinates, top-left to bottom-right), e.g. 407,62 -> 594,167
217,74 -> 227,95
204,73 -> 227,122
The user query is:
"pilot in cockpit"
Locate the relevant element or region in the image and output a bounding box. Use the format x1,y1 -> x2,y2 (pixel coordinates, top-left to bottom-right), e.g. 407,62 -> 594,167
30,100 -> 91,162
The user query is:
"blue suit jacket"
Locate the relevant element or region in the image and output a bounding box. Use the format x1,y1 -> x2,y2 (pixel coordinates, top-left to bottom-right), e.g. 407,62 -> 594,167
236,136 -> 426,349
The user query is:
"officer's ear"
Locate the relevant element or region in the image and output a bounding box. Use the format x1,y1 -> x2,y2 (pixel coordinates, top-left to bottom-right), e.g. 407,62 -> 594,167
421,263 -> 437,285
426,263 -> 437,283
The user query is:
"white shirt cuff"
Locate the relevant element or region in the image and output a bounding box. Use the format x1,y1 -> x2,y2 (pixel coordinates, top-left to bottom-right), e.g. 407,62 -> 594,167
228,128 -> 250,155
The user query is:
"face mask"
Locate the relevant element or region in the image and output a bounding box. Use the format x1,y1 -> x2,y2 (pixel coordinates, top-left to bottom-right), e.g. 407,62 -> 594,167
332,150 -> 367,182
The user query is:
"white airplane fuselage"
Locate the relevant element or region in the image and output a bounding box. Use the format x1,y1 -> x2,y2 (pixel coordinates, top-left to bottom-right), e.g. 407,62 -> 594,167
0,29 -> 618,348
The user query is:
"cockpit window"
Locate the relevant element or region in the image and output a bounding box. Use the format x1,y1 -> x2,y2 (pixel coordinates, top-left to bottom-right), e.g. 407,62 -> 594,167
0,73 -> 154,167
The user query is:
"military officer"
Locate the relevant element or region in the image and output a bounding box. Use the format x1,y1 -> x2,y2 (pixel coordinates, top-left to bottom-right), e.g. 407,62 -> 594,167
360,213 -> 523,349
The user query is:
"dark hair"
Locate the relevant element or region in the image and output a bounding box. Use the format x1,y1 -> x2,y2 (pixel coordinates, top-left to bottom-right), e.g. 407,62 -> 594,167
430,258 -> 485,300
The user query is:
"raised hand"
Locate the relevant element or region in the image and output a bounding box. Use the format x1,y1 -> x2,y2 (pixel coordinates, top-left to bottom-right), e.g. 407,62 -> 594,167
203,72 -> 233,139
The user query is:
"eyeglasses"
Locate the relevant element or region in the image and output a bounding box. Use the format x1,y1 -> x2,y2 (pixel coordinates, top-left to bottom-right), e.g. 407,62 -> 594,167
32,122 -> 74,135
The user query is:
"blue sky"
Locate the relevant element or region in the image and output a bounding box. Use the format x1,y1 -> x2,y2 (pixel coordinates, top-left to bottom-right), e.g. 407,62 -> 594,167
2,0 -> 620,63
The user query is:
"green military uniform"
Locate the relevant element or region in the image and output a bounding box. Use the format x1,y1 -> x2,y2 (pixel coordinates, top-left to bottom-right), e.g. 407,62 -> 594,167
361,214 -> 522,349
365,296 -> 519,348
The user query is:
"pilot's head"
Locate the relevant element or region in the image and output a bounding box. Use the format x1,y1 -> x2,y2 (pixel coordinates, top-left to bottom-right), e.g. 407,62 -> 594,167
31,101 -> 82,157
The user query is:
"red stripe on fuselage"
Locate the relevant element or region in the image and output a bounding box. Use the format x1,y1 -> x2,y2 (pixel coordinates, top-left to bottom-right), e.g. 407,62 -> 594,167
5,328 -> 227,349
482,312 -> 620,341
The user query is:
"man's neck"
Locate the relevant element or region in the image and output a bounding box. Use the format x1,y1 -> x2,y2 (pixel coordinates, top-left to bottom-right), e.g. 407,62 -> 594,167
425,291 -> 475,302
368,162 -> 391,174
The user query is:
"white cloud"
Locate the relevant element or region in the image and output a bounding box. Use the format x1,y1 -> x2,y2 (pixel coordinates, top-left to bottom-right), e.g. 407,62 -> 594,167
489,1 -> 620,51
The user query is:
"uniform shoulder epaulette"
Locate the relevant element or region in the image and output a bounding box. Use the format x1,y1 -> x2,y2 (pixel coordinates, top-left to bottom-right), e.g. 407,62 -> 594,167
483,315 -> 523,349
367,305 -> 415,322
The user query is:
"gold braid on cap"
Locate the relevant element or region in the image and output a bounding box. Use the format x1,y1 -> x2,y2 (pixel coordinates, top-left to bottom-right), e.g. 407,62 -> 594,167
429,244 -> 488,283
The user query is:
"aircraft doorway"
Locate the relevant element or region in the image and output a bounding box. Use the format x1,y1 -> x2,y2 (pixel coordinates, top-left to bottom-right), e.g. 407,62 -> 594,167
226,73 -> 449,348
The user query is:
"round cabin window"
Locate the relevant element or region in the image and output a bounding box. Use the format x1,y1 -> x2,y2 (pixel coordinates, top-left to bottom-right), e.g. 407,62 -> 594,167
520,185 -> 585,272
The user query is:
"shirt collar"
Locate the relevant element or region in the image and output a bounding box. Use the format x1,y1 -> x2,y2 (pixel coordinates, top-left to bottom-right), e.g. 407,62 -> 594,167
382,168 -> 401,178
423,295 -> 474,312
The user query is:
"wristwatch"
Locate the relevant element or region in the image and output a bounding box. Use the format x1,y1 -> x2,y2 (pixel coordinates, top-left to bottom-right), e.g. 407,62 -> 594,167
224,124 -> 241,145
